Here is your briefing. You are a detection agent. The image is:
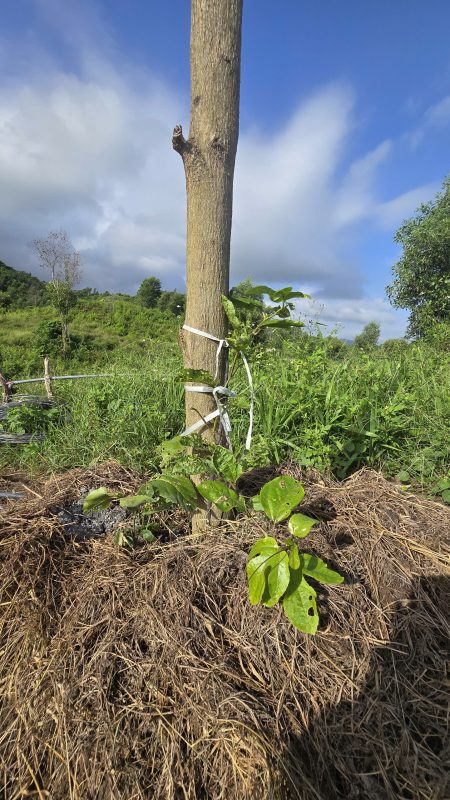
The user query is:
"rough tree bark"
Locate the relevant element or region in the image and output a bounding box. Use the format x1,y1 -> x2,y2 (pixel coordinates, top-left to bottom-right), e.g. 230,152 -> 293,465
173,0 -> 243,449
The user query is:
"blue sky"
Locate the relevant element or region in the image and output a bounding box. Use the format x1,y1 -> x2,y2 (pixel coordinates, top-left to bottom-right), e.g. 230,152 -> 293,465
1,0 -> 449,338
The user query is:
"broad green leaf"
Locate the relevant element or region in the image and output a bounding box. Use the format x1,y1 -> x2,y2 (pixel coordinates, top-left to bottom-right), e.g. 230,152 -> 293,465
150,475 -> 199,511
272,288 -> 308,302
221,295 -> 241,330
251,493 -> 264,512
263,550 -> 290,607
83,487 -> 117,512
288,513 -> 318,539
197,480 -> 245,513
137,481 -> 157,497
431,477 -> 450,492
248,536 -> 279,559
247,285 -> 309,302
259,476 -> 305,522
396,470 -> 410,483
442,489 -> 450,503
288,542 -> 301,570
282,569 -> 318,634
301,553 -> 344,585
246,284 -> 278,298
141,529 -> 157,542
119,494 -> 152,509
178,368 -> 216,386
212,447 -> 243,483
246,554 -> 271,605
260,319 -> 304,329
229,294 -> 263,309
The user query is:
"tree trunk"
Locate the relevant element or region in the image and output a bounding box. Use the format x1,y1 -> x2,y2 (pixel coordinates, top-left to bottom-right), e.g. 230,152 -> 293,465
173,0 -> 243,446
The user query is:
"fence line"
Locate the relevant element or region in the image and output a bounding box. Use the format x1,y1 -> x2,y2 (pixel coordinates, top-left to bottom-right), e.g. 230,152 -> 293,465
0,358 -> 121,403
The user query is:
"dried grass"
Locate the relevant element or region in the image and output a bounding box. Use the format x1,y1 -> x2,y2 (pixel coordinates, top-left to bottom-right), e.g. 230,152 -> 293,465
0,463 -> 449,799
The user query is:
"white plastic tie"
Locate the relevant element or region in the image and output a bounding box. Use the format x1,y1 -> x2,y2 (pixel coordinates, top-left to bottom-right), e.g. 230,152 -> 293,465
181,324 -> 253,449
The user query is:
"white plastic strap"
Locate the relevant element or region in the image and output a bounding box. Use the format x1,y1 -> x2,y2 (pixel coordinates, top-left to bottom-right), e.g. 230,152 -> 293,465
183,324 -> 228,380
184,383 -> 237,448
181,324 -> 253,450
240,351 -> 254,450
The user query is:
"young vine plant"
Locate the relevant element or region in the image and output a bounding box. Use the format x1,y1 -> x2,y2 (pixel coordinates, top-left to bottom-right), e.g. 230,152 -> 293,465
84,443 -> 344,635
83,284 -> 344,635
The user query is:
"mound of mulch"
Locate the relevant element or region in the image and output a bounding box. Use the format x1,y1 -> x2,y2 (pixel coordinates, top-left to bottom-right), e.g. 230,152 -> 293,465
0,463 -> 449,800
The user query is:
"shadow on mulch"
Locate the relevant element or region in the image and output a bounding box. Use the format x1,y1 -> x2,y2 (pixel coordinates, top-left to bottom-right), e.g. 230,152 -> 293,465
0,462 -> 448,799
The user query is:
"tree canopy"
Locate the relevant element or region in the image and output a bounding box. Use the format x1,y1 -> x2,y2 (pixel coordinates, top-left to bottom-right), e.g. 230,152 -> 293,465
387,176 -> 450,338
137,277 -> 162,308
354,321 -> 380,350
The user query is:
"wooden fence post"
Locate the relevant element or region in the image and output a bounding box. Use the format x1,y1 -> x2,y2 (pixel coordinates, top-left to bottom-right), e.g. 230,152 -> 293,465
0,373 -> 11,404
44,358 -> 53,399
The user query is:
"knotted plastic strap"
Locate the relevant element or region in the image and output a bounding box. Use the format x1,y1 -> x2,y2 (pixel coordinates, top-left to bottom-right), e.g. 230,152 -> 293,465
181,324 -> 254,449
184,384 -> 236,448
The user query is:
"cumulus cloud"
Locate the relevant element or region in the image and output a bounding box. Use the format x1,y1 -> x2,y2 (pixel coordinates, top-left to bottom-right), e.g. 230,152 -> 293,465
0,3 -> 439,339
298,297 -> 409,341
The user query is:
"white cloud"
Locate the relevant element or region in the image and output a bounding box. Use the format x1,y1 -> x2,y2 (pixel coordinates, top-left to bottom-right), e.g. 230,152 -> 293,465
298,297 -> 409,341
0,6 -> 437,340
409,94 -> 450,147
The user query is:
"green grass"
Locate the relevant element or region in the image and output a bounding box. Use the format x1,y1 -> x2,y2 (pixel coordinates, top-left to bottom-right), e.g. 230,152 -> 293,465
1,304 -> 448,496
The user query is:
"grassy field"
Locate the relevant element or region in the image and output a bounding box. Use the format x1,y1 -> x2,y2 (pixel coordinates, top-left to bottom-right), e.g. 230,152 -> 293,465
1,299 -> 449,495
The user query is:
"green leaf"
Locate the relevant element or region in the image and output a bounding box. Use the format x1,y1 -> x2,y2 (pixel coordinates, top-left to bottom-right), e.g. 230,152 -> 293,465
260,318 -> 304,329
262,550 -> 290,607
178,368 -> 216,386
441,489 -> 450,504
246,284 -> 278,298
247,285 -> 309,302
301,553 -> 344,585
288,542 -> 301,570
282,570 -> 318,634
251,493 -> 264,512
288,513 -> 318,539
212,447 -> 243,483
396,470 -> 410,483
197,480 -> 245,513
221,295 -> 241,330
83,487 -> 117,512
149,475 -> 199,511
119,494 -> 152,509
246,554 -> 271,605
248,536 -> 279,559
229,294 -> 264,309
259,476 -> 305,522
141,529 -> 157,542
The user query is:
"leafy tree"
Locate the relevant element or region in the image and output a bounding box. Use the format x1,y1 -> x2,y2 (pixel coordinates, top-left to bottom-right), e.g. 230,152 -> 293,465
158,290 -> 185,315
387,177 -> 450,338
354,321 -> 380,350
137,277 -> 162,308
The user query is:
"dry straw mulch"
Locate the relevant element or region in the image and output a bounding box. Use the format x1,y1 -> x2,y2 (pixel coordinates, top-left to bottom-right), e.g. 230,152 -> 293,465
0,463 -> 449,800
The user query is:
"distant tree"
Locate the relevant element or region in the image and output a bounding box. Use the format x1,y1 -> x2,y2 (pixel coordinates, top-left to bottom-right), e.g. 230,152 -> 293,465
354,321 -> 380,351
387,177 -> 450,338
30,231 -> 82,353
137,277 -> 162,308
158,290 -> 185,315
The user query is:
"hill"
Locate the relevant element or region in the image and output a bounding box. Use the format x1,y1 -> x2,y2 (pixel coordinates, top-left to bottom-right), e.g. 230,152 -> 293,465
0,260 -> 47,309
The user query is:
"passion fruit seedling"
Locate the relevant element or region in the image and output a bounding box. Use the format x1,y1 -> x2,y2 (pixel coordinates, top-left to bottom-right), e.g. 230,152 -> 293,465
247,475 -> 344,634
83,470 -> 344,635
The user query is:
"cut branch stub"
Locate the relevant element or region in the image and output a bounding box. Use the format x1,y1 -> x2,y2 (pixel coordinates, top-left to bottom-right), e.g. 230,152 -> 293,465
172,124 -> 189,156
